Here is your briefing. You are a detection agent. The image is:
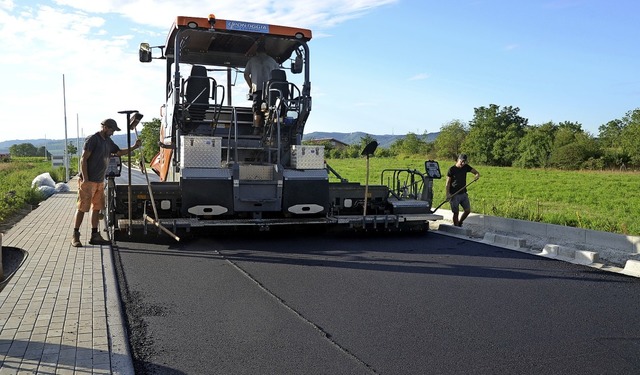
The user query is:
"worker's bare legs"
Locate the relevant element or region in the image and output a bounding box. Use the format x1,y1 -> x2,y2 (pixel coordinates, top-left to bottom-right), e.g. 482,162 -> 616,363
458,208 -> 471,226
90,209 -> 100,229
71,210 -> 86,247
73,210 -> 101,226
73,210 -> 85,229
451,209 -> 459,226
75,209 -> 100,230
253,113 -> 264,135
454,193 -> 471,227
252,93 -> 265,135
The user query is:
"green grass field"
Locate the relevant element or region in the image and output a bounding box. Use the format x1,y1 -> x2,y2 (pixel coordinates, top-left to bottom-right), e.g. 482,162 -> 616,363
326,157 -> 640,236
0,158 -> 72,223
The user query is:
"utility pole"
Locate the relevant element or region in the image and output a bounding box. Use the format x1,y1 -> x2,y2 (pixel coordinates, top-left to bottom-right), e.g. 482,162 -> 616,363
62,74 -> 70,181
77,114 -> 80,174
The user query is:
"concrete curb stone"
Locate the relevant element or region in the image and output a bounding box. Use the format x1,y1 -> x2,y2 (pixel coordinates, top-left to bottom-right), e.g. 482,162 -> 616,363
432,209 -> 639,278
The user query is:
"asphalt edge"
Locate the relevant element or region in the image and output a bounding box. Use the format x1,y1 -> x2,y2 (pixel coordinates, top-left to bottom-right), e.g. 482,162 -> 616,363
102,243 -> 135,375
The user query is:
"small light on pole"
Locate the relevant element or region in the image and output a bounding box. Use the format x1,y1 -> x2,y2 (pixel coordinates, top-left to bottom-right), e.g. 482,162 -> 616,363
361,141 -> 378,218
118,110 -> 142,236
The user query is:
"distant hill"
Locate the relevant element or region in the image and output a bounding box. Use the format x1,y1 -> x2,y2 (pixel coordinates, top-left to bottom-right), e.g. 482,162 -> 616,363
303,132 -> 438,149
0,134 -> 137,155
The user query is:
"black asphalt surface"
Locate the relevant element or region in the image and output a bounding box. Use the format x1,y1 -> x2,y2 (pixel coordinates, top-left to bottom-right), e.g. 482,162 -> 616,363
112,231 -> 640,375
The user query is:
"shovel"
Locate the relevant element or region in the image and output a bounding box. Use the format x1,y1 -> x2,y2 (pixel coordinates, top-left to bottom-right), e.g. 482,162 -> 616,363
431,177 -> 479,213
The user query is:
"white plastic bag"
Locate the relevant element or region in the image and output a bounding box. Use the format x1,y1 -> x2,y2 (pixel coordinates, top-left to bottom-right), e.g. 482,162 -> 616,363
37,185 -> 56,198
31,172 -> 56,189
54,182 -> 70,193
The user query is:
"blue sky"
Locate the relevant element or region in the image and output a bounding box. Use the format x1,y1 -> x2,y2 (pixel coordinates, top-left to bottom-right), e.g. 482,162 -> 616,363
1,0 -> 638,142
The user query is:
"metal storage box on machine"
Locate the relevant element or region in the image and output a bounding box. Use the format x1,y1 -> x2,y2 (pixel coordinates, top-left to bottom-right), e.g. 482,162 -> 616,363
179,136 -> 222,169
291,145 -> 325,169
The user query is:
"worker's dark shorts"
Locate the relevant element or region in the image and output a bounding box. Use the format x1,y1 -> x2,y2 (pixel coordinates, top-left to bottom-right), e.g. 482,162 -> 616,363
449,192 -> 471,213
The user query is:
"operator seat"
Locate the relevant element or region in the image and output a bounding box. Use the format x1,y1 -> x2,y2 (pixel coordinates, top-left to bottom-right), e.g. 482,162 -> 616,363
264,69 -> 289,114
185,65 -> 210,122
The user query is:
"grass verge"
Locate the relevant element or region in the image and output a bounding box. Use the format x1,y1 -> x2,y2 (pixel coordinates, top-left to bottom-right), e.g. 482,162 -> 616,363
326,157 -> 640,236
0,157 -> 76,227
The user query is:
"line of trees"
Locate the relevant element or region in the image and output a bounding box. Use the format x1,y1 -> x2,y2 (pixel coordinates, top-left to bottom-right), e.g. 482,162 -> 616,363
436,105 -> 640,170
9,143 -> 49,158
317,105 -> 640,171
8,122 -> 160,162
7,143 -> 78,159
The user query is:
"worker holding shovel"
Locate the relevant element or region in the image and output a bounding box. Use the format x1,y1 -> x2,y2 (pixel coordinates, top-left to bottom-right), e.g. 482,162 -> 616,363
445,154 -> 480,227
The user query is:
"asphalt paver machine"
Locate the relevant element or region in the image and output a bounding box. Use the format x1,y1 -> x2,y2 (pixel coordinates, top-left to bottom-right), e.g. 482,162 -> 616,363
107,14 -> 443,240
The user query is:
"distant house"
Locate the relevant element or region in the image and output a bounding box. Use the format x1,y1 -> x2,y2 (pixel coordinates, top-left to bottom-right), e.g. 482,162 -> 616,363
305,138 -> 349,150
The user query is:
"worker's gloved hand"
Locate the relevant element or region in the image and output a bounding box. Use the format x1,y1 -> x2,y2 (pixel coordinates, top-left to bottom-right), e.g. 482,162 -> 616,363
474,175 -> 480,181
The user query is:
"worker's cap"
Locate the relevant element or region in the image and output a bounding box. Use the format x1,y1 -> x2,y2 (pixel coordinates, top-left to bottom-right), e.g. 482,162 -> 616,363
101,118 -> 121,131
457,154 -> 468,162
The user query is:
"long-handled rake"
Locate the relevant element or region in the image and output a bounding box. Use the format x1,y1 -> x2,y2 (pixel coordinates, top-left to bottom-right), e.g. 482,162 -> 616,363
431,177 -> 479,213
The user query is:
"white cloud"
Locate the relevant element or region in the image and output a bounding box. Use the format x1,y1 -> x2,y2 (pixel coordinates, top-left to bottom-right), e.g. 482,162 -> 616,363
0,0 -> 399,143
0,4 -> 161,141
409,73 -> 430,81
0,0 -> 13,11
53,0 -> 398,29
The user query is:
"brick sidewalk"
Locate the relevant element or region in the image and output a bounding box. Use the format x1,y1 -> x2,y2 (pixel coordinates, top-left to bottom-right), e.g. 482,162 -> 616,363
0,179 -> 132,374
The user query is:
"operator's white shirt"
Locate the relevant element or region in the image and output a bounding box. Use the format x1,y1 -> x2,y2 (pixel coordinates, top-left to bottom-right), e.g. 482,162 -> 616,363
245,53 -> 279,93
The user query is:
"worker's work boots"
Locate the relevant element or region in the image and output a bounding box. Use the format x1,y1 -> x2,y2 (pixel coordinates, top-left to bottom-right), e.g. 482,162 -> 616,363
71,232 -> 82,247
89,232 -> 111,246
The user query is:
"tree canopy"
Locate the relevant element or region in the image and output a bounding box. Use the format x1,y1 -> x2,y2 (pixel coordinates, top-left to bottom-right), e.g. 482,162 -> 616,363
462,104 -> 527,166
9,143 -> 39,157
434,120 -> 467,161
428,105 -> 639,170
138,118 -> 161,162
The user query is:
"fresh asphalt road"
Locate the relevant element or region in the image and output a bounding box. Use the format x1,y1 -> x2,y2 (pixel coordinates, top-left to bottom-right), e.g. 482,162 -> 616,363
112,231 -> 640,374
